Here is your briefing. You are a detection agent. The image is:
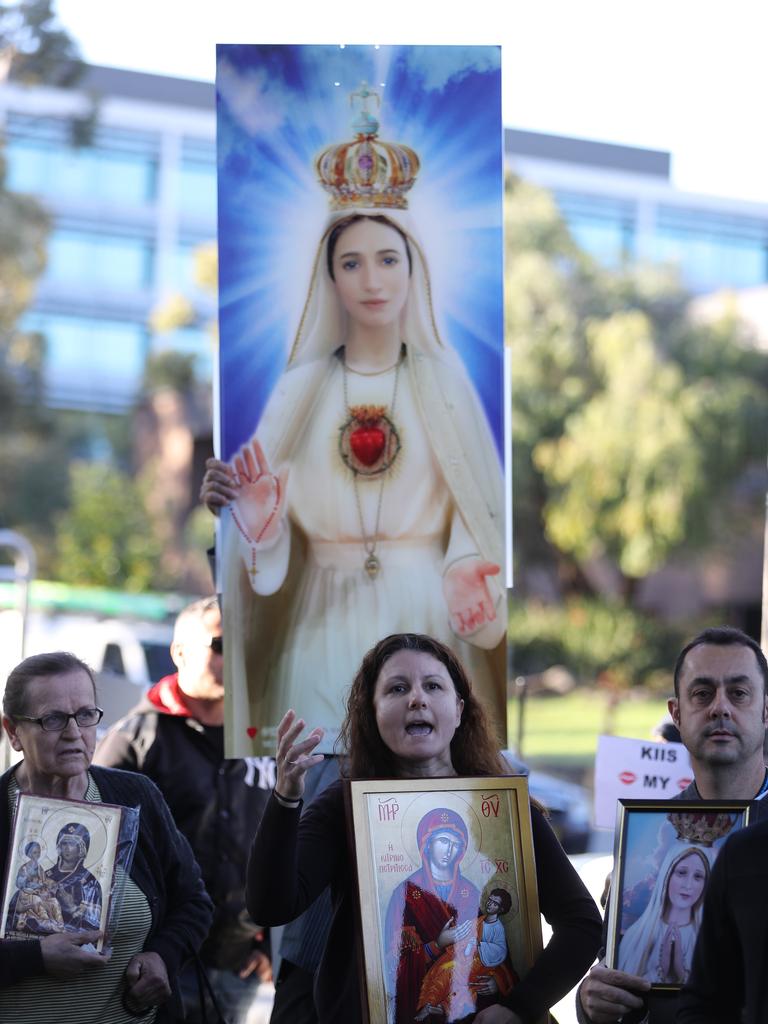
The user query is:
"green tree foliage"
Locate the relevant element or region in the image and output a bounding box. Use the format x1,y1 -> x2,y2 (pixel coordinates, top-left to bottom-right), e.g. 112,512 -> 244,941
0,176 -> 49,431
149,240 -> 218,361
143,350 -> 197,394
0,0 -> 85,341
508,597 -> 681,691
507,174 -> 768,599
0,3 -> 89,568
0,1 -> 83,85
54,462 -> 163,591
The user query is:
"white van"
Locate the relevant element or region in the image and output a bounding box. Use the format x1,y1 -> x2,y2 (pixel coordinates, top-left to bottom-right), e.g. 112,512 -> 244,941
0,609 -> 175,730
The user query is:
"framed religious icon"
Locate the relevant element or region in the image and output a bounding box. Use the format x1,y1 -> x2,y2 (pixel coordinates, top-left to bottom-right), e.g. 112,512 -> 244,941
606,799 -> 752,990
0,793 -> 138,954
348,776 -> 543,1024
215,44 -> 508,759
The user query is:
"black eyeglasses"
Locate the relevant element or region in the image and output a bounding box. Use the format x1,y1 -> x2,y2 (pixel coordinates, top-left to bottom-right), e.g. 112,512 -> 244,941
209,636 -> 223,655
15,707 -> 104,733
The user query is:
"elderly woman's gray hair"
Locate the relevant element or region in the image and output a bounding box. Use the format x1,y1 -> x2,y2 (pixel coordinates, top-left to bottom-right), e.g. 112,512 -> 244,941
3,651 -> 96,720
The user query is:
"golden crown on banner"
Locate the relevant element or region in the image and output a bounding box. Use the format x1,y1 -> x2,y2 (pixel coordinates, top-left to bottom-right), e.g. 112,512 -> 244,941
666,811 -> 735,847
315,81 -> 420,210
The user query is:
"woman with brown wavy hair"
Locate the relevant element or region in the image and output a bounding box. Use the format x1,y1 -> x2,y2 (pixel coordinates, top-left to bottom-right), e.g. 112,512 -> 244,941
339,633 -> 505,781
246,634 -> 601,1024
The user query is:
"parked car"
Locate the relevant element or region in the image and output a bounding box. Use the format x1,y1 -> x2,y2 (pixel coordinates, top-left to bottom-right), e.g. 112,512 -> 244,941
0,609 -> 174,731
503,751 -> 592,854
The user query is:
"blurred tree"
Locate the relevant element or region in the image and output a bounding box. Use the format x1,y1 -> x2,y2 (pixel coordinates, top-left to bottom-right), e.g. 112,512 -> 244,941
149,240 -> 218,343
0,177 -> 49,425
191,239 -> 217,293
507,174 -> 768,604
138,242 -> 218,592
143,350 -> 197,394
54,462 -> 164,591
0,0 -> 83,85
149,294 -> 196,335
0,2 -> 86,569
507,596 -> 681,691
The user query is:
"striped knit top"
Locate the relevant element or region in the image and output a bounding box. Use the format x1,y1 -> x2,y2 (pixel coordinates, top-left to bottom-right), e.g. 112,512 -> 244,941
0,772 -> 156,1023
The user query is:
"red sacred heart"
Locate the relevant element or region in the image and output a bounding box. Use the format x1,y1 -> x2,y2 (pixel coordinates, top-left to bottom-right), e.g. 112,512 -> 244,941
350,425 -> 385,466
247,726 -> 258,739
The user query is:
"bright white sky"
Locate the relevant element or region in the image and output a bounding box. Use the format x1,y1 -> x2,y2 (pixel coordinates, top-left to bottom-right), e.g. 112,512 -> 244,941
55,0 -> 768,204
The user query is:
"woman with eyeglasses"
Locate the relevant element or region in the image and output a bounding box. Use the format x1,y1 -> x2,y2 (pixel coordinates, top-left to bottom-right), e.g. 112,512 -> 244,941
0,651 -> 213,1023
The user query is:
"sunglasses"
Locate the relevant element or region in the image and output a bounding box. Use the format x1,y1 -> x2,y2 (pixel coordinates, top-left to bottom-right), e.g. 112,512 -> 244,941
209,636 -> 223,655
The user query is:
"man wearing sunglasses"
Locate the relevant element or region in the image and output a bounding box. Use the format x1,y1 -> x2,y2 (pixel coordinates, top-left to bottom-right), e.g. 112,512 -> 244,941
95,597 -> 274,1024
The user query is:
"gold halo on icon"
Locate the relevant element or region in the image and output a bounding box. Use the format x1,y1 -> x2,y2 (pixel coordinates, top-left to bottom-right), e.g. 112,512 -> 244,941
400,792 -> 483,871
41,806 -> 110,871
15,834 -> 51,863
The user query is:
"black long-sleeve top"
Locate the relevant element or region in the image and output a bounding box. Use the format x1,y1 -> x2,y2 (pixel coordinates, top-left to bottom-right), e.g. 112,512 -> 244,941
677,816 -> 768,1024
247,779 -> 601,1024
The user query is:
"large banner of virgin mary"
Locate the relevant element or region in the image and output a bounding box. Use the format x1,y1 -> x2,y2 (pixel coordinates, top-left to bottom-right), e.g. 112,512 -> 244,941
216,44 -> 507,756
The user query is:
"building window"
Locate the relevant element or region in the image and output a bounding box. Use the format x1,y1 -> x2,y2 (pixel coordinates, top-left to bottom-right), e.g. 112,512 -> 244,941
553,190 -> 636,267
23,312 -> 148,410
170,239 -> 211,294
6,116 -> 158,205
45,228 -> 154,290
177,160 -> 216,218
654,206 -> 768,293
177,138 -> 217,218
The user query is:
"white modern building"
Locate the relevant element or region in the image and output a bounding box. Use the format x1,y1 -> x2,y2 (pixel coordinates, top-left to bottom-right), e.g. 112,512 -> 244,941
1,65 -> 217,412
2,64 -> 767,413
507,128 -> 768,294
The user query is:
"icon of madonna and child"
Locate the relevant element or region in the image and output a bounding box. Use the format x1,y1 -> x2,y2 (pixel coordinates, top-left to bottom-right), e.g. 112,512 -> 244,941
613,808 -> 745,987
4,823 -> 102,938
214,55 -> 507,756
383,807 -> 518,1023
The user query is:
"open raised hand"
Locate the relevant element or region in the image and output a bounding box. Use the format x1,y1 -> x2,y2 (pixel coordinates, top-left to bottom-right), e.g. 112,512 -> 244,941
274,709 -> 325,802
230,439 -> 289,546
443,558 -> 500,637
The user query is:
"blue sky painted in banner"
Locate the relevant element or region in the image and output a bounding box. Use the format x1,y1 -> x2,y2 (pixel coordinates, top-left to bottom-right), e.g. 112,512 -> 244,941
216,45 -> 505,456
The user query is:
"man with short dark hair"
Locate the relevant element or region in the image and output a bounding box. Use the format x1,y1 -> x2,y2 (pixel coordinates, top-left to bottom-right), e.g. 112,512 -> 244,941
671,625 -> 768,698
95,597 -> 274,1024
576,626 -> 768,1024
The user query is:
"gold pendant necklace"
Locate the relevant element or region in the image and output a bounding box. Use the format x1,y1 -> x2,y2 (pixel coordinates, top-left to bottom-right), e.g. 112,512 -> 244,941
341,345 -> 404,578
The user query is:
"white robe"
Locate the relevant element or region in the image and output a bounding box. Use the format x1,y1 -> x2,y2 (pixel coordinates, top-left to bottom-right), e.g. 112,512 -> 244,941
619,917 -> 697,983
222,350 -> 506,755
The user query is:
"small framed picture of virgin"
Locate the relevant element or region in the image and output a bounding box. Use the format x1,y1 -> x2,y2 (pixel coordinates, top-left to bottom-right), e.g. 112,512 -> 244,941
0,793 -> 132,953
606,799 -> 752,990
347,775 -> 544,1023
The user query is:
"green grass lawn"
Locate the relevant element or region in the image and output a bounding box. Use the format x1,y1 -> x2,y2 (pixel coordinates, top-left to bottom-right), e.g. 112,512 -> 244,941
508,690 -> 670,781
